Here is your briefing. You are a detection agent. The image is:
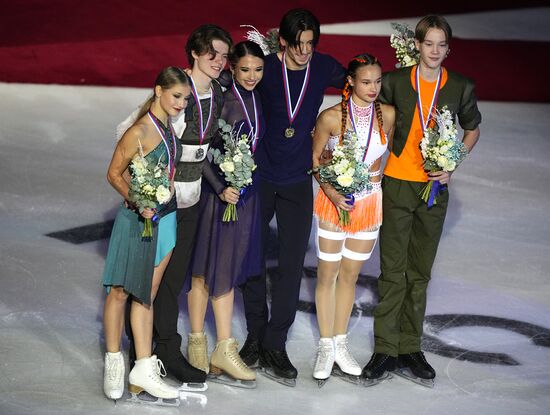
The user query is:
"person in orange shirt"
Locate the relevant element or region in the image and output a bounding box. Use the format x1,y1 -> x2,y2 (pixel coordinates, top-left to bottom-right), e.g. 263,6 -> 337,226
361,15 -> 481,387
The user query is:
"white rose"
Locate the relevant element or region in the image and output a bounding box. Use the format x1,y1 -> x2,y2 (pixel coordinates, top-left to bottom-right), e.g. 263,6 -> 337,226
233,154 -> 243,163
143,184 -> 154,194
156,185 -> 171,204
336,175 -> 353,188
437,156 -> 449,169
345,167 -> 355,177
220,161 -> 235,173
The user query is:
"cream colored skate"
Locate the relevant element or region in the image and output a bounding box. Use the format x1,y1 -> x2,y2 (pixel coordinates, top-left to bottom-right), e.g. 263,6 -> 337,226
209,338 -> 256,388
188,332 -> 209,374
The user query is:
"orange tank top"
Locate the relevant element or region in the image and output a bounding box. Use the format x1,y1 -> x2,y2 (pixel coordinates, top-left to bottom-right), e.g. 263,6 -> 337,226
384,66 -> 448,182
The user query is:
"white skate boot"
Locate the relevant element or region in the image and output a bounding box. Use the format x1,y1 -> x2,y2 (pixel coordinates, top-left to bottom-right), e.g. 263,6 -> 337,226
104,351 -> 125,401
313,338 -> 334,388
333,334 -> 362,384
128,355 -> 180,407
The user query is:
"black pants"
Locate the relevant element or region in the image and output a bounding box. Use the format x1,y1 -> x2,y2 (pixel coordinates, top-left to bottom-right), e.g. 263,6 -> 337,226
152,203 -> 200,360
242,178 -> 313,350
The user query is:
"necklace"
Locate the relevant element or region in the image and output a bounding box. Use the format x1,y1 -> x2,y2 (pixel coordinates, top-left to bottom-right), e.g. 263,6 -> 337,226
189,76 -> 214,159
348,98 -> 374,162
231,81 -> 260,152
147,111 -> 177,178
281,51 -> 310,138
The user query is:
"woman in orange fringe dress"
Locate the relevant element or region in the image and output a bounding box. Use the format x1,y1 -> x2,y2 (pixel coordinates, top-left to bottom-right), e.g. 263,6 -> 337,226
310,54 -> 395,385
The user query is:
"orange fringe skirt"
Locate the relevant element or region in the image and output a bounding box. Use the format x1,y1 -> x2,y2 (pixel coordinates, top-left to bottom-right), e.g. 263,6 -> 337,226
313,189 -> 382,234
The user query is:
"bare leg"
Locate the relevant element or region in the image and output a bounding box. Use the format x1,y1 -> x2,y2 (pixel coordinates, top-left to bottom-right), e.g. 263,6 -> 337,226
315,220 -> 345,338
211,289 -> 235,341
103,287 -> 129,352
188,276 -> 209,333
334,233 -> 377,334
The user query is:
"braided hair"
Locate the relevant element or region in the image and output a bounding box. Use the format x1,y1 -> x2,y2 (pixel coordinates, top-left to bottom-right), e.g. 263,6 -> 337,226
340,54 -> 386,145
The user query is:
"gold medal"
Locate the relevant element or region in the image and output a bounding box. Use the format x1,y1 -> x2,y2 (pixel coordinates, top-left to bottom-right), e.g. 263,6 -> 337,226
284,127 -> 295,138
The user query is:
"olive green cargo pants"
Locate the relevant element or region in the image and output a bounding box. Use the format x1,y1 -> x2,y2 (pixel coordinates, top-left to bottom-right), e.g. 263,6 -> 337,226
373,176 -> 449,356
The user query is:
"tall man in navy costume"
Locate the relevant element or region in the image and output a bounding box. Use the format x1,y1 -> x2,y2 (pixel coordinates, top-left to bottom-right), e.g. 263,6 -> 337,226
239,9 -> 345,386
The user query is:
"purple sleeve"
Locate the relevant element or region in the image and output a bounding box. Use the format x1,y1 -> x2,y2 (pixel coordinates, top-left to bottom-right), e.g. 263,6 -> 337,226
327,55 -> 346,89
202,154 -> 225,195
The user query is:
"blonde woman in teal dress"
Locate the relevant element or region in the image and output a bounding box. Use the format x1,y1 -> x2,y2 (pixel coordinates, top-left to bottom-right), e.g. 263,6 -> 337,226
101,67 -> 190,404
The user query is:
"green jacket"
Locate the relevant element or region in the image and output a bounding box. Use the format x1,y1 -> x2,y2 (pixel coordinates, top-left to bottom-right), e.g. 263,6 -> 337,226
379,66 -> 482,157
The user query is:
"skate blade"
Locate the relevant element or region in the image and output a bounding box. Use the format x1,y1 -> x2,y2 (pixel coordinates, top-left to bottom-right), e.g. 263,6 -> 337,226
395,368 -> 435,388
179,381 -> 208,392
260,367 -> 297,387
314,377 -> 329,388
127,391 -> 180,407
360,371 -> 393,387
179,391 -> 208,407
241,357 -> 260,369
208,373 -> 257,389
332,366 -> 362,385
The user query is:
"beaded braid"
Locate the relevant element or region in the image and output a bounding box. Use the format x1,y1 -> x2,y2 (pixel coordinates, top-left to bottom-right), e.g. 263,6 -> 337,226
374,100 -> 386,144
340,81 -> 352,143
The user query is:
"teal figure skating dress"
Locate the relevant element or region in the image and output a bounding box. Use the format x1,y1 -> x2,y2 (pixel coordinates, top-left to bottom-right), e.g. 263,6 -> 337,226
102,140 -> 177,305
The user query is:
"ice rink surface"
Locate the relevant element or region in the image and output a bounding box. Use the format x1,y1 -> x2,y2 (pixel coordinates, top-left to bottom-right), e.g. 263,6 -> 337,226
1,8 -> 550,415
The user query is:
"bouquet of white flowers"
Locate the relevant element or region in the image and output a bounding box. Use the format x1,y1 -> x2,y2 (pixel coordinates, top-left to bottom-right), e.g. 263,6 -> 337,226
419,106 -> 468,207
128,148 -> 171,240
390,22 -> 419,68
318,130 -> 371,226
210,119 -> 257,222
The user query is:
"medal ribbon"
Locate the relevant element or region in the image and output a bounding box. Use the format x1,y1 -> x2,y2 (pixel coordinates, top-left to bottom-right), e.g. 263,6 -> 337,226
415,65 -> 442,133
148,111 -> 177,179
189,76 -> 214,145
281,51 -> 311,127
232,81 -> 260,153
348,99 -> 374,162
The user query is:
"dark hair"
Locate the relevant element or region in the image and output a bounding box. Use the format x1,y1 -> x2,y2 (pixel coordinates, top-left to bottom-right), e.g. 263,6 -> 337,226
415,15 -> 452,43
136,66 -> 189,120
228,41 -> 265,68
279,8 -> 320,49
185,24 -> 233,66
340,54 -> 385,143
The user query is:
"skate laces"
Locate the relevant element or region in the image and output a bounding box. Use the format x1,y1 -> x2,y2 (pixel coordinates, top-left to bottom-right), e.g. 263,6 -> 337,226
155,358 -> 168,378
335,337 -> 359,367
227,342 -> 248,370
105,354 -> 123,382
315,341 -> 333,368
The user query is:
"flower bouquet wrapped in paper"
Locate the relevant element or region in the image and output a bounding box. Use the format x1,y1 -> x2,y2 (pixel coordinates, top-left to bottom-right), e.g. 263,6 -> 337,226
128,144 -> 171,240
210,119 -> 257,222
318,130 -> 371,226
390,22 -> 419,68
419,106 -> 468,207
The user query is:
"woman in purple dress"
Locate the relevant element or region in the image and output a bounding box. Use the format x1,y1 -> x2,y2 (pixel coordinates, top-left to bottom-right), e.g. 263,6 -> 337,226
185,41 -> 266,388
